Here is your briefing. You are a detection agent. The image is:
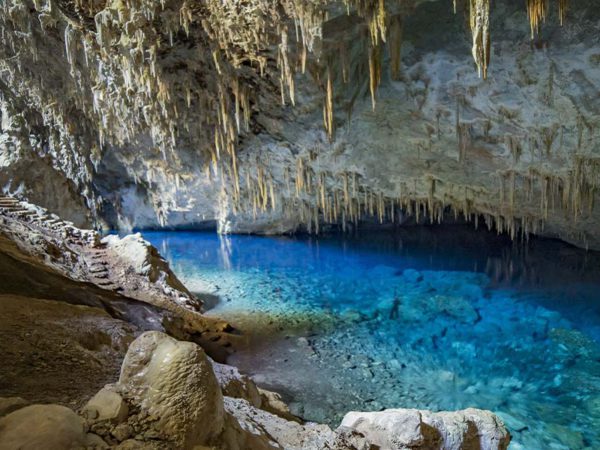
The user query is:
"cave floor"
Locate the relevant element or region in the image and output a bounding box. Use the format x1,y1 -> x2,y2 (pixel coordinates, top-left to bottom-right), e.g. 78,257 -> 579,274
0,238 -> 142,410
0,294 -> 135,409
144,226 -> 600,450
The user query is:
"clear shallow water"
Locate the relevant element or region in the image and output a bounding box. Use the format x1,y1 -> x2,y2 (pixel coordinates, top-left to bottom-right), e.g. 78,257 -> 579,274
142,226 -> 600,449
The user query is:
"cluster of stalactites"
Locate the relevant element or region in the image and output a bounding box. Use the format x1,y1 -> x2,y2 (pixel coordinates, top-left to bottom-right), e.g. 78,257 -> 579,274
229,152 -> 597,245
1,0 -> 581,232
460,0 -> 570,79
525,0 -> 569,35
232,154 -> 454,234
498,157 -> 599,228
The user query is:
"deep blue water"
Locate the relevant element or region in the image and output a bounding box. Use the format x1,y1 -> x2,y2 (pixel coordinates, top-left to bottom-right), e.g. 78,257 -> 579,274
141,226 -> 600,449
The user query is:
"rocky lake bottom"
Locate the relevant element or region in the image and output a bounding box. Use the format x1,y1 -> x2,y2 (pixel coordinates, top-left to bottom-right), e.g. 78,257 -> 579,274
143,226 -> 600,450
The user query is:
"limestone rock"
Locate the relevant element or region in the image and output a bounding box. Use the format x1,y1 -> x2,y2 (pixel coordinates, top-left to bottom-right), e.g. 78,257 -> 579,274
115,439 -> 162,449
1,0 -> 599,250
332,426 -> 378,450
340,407 -> 511,450
209,359 -> 299,422
421,408 -> 511,450
0,404 -> 91,450
82,386 -> 128,425
86,432 -> 110,448
102,233 -> 201,312
211,359 -> 263,407
222,396 -> 335,450
340,409 -> 430,449
258,388 -> 298,422
117,331 -> 224,448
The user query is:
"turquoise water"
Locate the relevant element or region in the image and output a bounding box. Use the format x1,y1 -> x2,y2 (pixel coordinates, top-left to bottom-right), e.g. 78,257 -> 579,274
143,226 -> 600,449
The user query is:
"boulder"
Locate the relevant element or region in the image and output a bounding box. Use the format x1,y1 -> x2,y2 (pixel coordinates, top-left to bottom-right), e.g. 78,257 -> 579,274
222,396 -> 334,450
421,408 -> 511,450
209,359 -> 298,422
82,386 -> 129,425
258,388 -> 298,422
211,359 -> 262,407
339,407 -> 510,450
0,404 -> 103,450
117,331 -> 224,448
340,409 -> 432,449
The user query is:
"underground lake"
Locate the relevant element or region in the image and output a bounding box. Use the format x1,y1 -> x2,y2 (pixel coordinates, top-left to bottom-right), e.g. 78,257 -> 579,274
140,225 -> 600,450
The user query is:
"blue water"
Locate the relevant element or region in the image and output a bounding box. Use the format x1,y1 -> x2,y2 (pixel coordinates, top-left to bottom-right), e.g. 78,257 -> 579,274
142,226 -> 600,449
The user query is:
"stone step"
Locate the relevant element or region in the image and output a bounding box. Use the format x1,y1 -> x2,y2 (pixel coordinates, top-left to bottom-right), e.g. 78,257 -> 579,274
0,197 -> 19,205
92,273 -> 109,280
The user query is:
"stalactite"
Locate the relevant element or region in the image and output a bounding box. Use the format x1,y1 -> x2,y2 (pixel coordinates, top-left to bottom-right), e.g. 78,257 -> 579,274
526,0 -> 547,38
469,0 -> 491,79
323,66 -> 334,140
559,0 -> 568,26
296,157 -> 305,197
388,15 -> 403,81
368,44 -> 381,111
278,26 -> 295,106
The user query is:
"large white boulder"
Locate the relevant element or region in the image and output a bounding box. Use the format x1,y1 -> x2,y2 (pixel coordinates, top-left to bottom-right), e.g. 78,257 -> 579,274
117,331 -> 224,448
340,407 -> 511,450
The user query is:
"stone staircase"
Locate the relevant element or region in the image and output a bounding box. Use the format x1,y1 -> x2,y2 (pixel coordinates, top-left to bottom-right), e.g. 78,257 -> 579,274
0,194 -> 121,290
83,246 -> 123,291
0,195 -> 99,245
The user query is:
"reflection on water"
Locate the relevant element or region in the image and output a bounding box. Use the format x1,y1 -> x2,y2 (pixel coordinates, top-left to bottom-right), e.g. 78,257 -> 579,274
143,226 -> 600,449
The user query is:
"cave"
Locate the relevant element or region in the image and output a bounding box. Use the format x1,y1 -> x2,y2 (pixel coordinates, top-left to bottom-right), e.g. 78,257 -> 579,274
0,0 -> 599,449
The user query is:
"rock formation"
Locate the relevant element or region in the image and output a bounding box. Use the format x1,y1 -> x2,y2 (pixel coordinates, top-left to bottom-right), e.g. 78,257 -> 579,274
0,0 -> 598,249
0,331 -> 511,449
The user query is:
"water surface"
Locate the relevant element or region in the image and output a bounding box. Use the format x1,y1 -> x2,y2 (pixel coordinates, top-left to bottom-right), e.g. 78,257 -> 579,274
143,226 -> 600,449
